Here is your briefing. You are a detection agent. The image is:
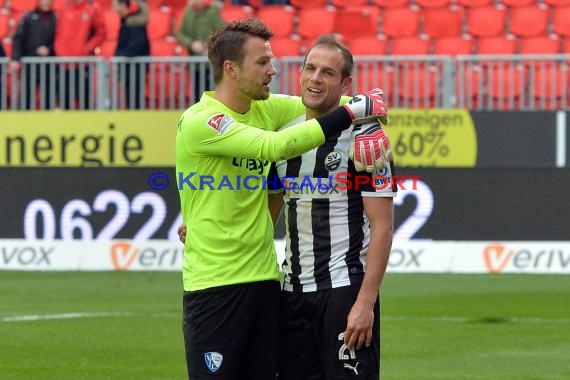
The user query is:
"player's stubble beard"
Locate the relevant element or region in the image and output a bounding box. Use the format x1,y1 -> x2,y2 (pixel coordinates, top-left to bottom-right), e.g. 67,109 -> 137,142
236,74 -> 271,101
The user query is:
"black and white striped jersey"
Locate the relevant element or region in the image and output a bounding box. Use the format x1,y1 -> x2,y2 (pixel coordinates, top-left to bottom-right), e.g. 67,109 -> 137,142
271,116 -> 397,293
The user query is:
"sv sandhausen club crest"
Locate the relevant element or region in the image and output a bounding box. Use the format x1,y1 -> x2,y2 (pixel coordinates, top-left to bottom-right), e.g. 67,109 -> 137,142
204,351 -> 223,373
324,150 -> 342,171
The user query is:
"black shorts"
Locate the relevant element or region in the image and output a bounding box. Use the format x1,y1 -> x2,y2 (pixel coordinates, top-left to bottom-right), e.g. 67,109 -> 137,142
277,285 -> 380,380
183,280 -> 280,380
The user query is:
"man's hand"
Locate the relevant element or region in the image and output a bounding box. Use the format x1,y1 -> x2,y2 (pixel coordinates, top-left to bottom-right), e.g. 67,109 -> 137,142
349,122 -> 393,173
343,299 -> 375,350
178,224 -> 187,244
342,88 -> 388,125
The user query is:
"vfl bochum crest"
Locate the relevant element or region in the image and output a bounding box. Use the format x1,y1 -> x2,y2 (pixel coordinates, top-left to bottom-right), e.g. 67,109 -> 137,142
204,352 -> 223,373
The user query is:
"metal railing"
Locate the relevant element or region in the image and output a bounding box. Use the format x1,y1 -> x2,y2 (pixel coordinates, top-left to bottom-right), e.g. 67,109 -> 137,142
1,55 -> 569,111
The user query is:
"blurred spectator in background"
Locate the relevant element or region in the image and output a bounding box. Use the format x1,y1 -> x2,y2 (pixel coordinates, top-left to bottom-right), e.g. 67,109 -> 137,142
9,0 -> 57,109
112,0 -> 150,109
175,0 -> 222,103
54,0 -> 105,109
0,41 -> 5,107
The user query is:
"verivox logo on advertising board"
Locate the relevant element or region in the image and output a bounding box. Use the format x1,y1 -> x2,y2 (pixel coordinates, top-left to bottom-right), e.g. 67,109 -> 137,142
110,242 -> 183,271
482,242 -> 570,274
0,240 -> 81,270
1,245 -> 55,268
483,243 -> 514,273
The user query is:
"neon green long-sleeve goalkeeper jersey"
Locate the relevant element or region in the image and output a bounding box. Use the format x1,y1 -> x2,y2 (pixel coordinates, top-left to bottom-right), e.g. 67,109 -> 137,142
175,92 -> 326,291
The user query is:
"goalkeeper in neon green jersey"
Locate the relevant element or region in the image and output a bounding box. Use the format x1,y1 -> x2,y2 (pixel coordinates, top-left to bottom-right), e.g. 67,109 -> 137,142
176,17 -> 388,380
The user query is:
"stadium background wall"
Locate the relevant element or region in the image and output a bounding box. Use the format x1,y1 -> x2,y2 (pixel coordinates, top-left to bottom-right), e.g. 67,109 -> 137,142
0,110 -> 567,168
0,167 -> 569,242
0,110 -> 568,242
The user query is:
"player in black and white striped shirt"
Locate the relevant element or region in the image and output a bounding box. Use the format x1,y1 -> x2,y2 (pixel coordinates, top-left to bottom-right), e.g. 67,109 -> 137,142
269,36 -> 396,380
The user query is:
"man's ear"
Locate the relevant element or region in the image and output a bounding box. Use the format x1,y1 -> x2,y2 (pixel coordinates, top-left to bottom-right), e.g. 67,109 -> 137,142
224,60 -> 237,80
341,76 -> 353,96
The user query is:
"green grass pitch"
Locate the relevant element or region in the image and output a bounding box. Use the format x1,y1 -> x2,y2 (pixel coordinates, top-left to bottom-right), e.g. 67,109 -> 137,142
1,272 -> 569,379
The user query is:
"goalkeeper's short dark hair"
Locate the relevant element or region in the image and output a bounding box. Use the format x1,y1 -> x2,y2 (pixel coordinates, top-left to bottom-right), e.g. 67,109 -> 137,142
303,35 -> 354,79
207,17 -> 274,84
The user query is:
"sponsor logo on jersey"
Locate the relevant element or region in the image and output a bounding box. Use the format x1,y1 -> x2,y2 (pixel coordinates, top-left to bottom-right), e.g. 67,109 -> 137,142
232,157 -> 269,175
206,114 -> 234,134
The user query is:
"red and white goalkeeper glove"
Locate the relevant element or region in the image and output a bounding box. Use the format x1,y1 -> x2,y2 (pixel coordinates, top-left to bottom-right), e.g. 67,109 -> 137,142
349,122 -> 393,173
342,88 -> 388,125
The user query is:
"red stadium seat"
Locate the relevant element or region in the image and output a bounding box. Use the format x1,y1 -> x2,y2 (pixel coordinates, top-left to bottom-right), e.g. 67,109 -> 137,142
244,0 -> 265,8
8,0 -> 35,12
466,6 -> 507,37
52,0 -> 66,11
146,0 -> 167,9
256,6 -> 296,38
422,7 -> 464,38
519,35 -> 561,55
542,0 -> 570,5
500,0 -> 535,7
457,0 -> 493,7
508,5 -> 549,37
164,0 -> 187,13
519,36 -> 561,69
374,0 -> 409,8
531,66 -> 569,110
146,56 -> 192,107
278,64 -> 301,96
334,6 -> 379,41
476,36 -> 518,70
288,0 -> 327,9
488,66 -> 526,109
476,35 -> 517,54
270,36 -> 301,57
147,6 -> 173,40
146,68 -> 185,108
150,36 -> 181,56
103,10 -> 120,41
457,65 -> 484,108
353,65 -> 393,94
348,36 -> 388,56
381,7 -> 420,38
1,62 -> 14,104
97,0 -> 112,10
297,7 -> 336,40
432,36 -> 474,55
391,36 -> 431,55
552,6 -> 570,37
415,0 -> 452,8
331,0 -> 368,8
220,5 -> 254,22
0,9 -> 10,39
398,67 -> 438,106
564,39 -> 570,53
299,35 -> 347,56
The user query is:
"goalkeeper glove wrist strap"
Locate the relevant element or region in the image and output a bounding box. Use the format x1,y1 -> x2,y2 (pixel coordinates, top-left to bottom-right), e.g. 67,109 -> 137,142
316,107 -> 352,139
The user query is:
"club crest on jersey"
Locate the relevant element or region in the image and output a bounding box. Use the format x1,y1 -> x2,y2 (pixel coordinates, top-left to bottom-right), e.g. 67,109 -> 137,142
324,150 -> 342,171
206,114 -> 234,134
204,352 -> 223,373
